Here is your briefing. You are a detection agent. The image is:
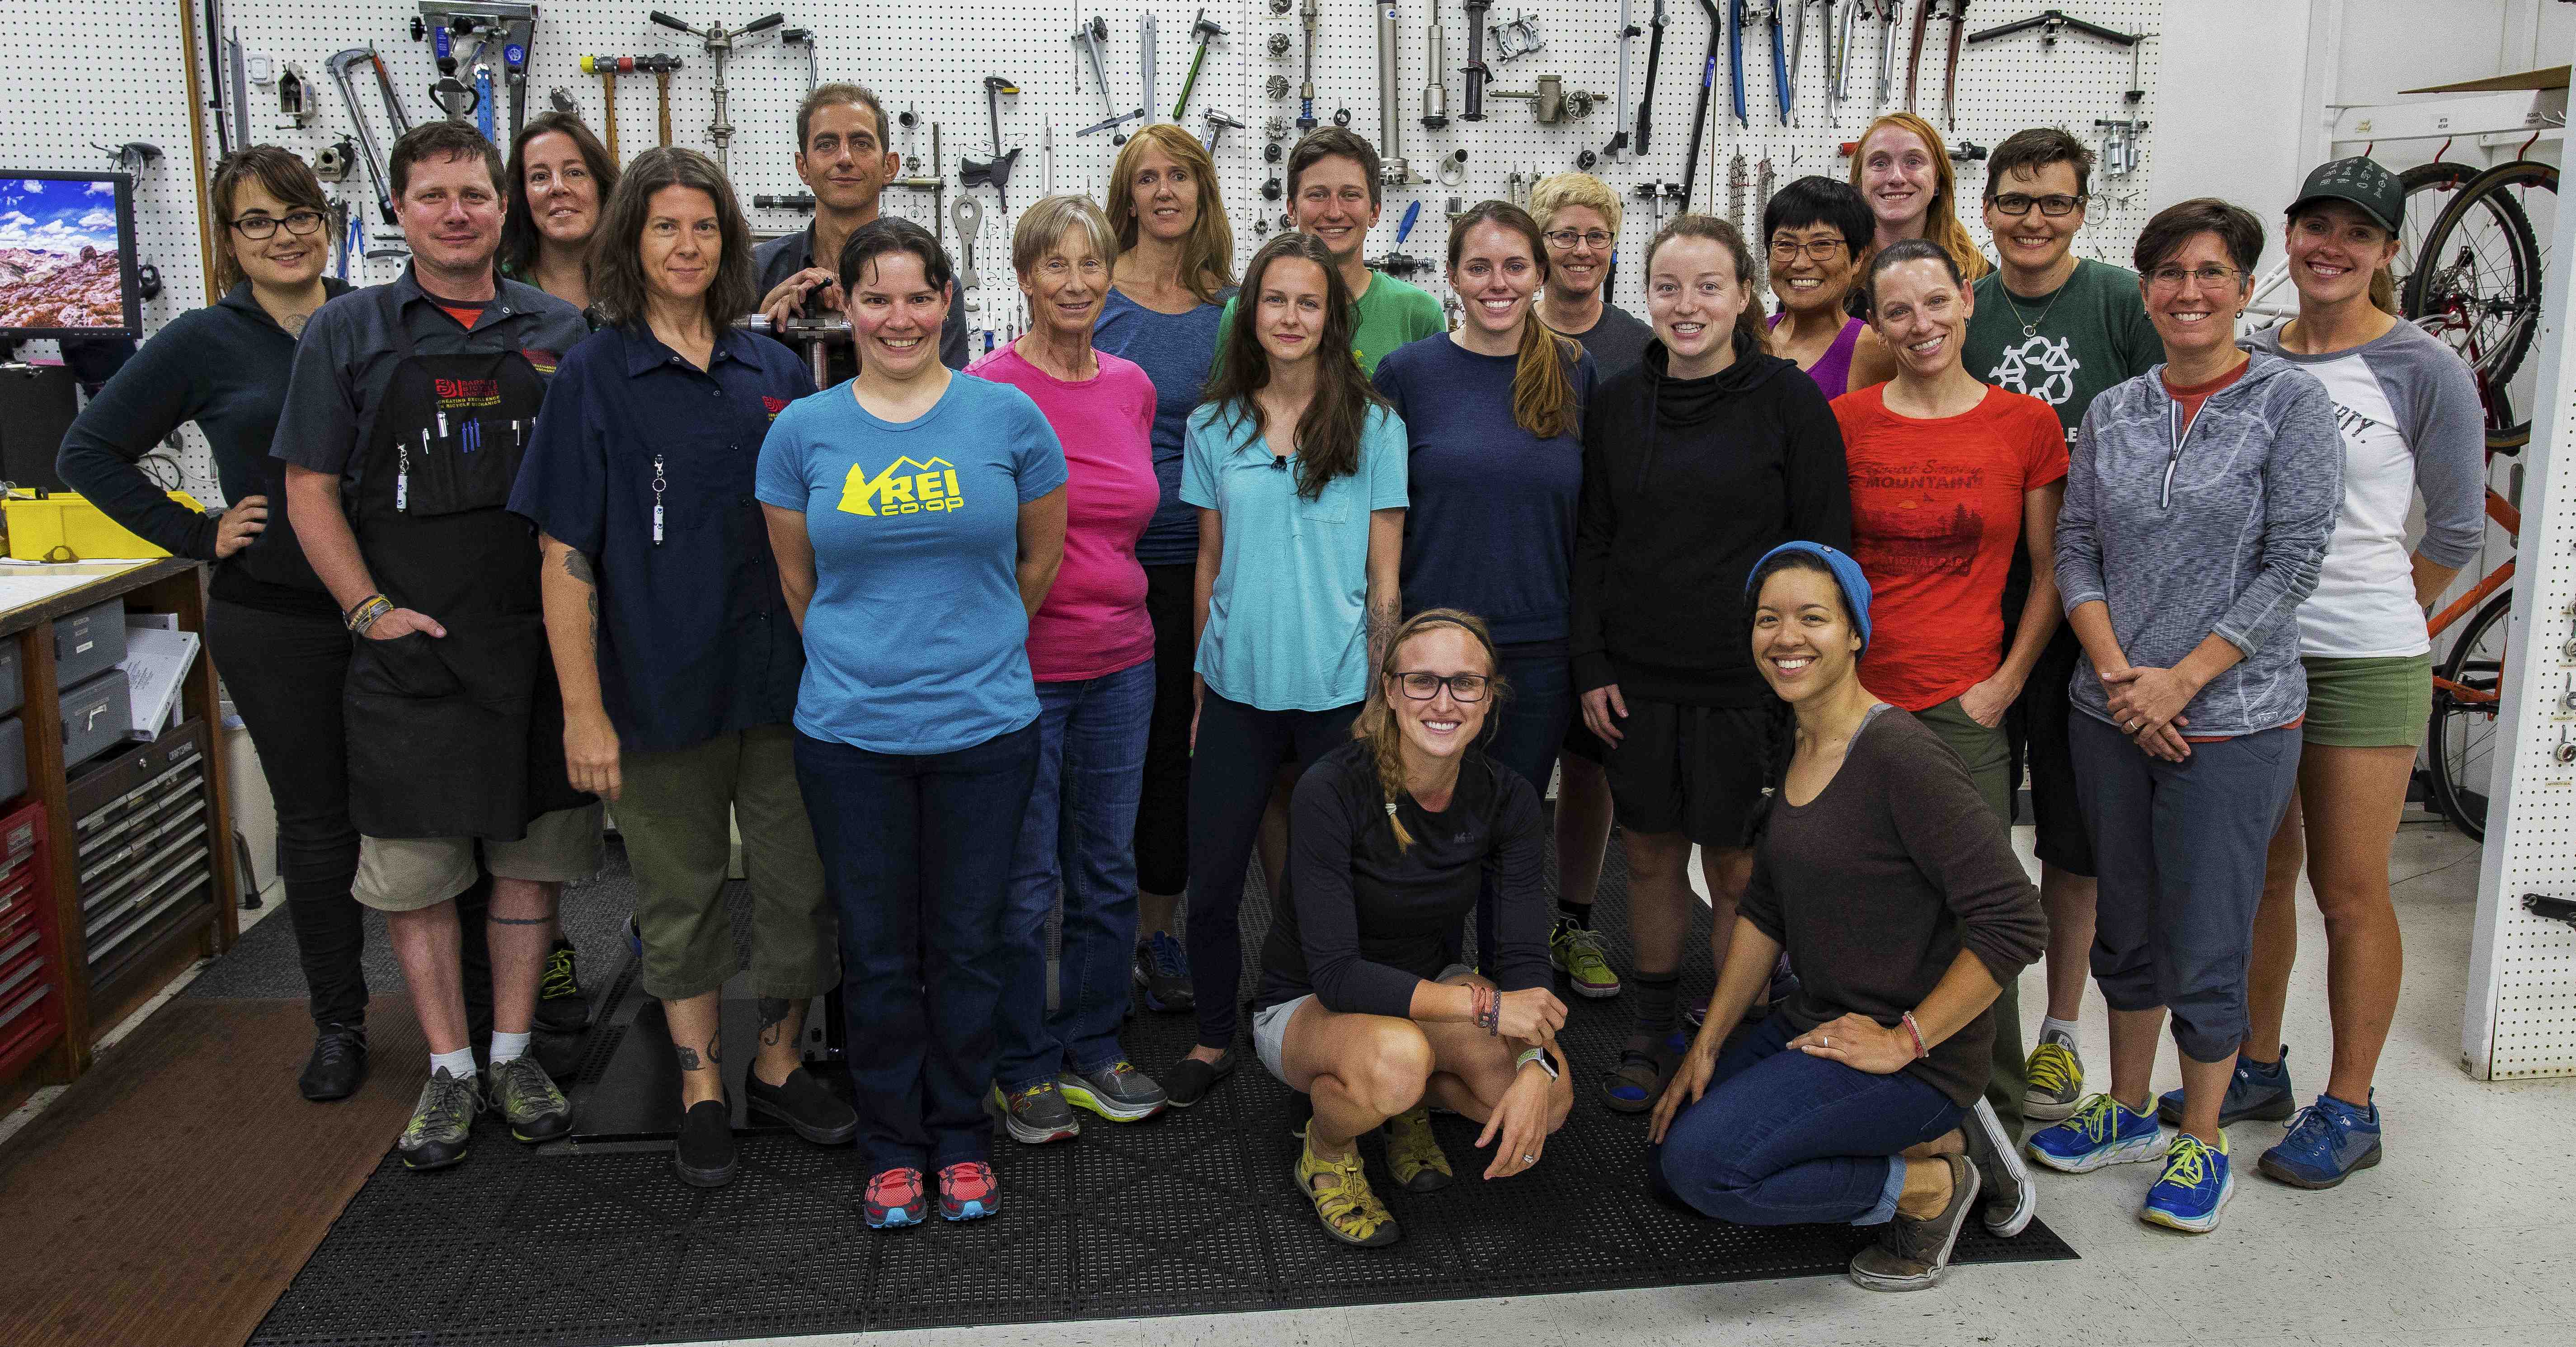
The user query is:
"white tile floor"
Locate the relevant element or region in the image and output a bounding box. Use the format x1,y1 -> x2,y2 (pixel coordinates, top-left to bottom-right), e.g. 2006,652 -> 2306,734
696,823 -> 2576,1347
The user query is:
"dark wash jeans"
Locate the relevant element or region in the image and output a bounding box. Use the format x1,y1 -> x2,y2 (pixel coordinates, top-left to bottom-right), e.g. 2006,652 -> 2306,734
997,660 -> 1154,1088
1184,691 -> 1361,1050
794,721 -> 1039,1172
1653,1014 -> 1965,1226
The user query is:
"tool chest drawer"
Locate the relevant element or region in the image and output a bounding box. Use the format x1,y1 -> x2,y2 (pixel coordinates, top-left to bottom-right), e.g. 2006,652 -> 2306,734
68,721 -> 212,993
0,798 -> 59,1078
53,597 -> 127,689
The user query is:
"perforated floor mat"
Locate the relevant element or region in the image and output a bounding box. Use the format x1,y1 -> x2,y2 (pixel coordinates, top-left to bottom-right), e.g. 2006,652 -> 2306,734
252,855 -> 2075,1344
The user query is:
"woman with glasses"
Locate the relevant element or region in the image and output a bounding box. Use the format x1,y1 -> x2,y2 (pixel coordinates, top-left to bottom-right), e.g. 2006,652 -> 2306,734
2231,158 -> 2485,1192
1960,127 -> 2162,1133
1528,171 -> 1646,1000
1762,176 -> 1895,398
2028,199 -> 2341,1237
1252,609 -> 1570,1248
1168,231 -> 1408,1109
1847,113 -> 1991,284
1373,201 -> 1596,997
499,111 -> 620,313
58,147 -> 384,1105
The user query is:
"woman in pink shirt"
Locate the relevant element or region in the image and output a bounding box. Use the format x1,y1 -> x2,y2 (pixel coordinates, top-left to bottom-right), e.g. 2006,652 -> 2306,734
968,195 -> 1169,1140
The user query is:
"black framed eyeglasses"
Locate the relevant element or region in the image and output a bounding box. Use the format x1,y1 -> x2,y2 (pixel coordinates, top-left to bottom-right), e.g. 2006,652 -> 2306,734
1767,238 -> 1848,262
1988,193 -> 2087,218
1393,672 -> 1489,702
230,210 -> 328,239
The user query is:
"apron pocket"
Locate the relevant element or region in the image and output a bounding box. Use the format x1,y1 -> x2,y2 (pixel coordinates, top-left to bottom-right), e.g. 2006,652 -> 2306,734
405,420 -> 528,518
348,632 -> 466,700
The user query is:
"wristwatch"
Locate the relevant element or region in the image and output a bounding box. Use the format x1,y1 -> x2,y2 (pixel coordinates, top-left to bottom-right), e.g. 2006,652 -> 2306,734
1514,1046 -> 1560,1080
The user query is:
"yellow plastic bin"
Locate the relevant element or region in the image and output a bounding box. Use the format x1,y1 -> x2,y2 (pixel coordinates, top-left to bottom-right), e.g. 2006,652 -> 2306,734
1,491 -> 201,563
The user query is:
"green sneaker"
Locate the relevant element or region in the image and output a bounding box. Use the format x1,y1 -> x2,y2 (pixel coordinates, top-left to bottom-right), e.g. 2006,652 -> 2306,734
398,1066 -> 482,1171
485,1055 -> 573,1144
1384,1104 -> 1453,1192
1551,917 -> 1621,998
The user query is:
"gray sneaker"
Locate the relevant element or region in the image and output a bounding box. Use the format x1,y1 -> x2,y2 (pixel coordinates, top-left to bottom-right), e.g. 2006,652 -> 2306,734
2023,1028 -> 2085,1122
1961,1098 -> 2035,1237
398,1066 -> 482,1171
1059,1060 -> 1169,1121
990,1079 -> 1081,1144
1849,1154 -> 1981,1292
486,1055 -> 573,1144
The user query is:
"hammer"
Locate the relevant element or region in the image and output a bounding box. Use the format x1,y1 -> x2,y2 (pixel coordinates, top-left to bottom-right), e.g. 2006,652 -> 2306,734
1172,7 -> 1226,120
1201,108 -> 1245,154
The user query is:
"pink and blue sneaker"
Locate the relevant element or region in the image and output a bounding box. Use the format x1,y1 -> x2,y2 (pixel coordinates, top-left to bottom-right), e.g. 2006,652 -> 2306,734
2026,1093 -> 2166,1173
2141,1132 -> 2233,1233
2259,1092 -> 2383,1190
939,1160 -> 1001,1221
863,1167 -> 926,1229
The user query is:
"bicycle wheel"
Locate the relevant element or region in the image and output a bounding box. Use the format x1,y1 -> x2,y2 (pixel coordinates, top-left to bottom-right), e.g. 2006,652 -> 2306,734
2396,160 -> 2481,313
2406,160 -> 2554,447
2428,589 -> 2514,841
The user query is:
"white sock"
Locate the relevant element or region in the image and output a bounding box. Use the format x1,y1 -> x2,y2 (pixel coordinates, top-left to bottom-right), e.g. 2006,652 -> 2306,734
489,1031 -> 531,1065
2040,1017 -> 2081,1045
430,1046 -> 478,1080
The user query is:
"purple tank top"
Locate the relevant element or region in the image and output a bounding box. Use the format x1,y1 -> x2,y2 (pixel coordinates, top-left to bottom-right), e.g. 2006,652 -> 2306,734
1768,313 -> 1865,399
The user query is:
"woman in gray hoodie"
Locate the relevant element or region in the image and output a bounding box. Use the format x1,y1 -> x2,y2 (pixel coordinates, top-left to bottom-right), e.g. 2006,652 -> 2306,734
2026,199 -> 2342,1239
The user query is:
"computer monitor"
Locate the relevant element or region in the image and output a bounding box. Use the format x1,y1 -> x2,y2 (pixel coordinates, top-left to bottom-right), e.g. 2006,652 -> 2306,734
0,171 -> 141,342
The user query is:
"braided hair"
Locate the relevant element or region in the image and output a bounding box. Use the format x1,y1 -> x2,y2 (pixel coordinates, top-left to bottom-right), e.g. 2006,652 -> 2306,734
1352,609 -> 1511,850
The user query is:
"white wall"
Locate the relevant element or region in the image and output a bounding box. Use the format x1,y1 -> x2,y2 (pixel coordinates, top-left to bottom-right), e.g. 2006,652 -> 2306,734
2146,0 -> 2317,223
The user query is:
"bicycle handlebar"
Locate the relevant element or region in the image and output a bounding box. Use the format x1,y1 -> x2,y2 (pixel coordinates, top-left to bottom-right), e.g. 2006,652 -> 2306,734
649,11 -> 694,32
746,13 -> 787,32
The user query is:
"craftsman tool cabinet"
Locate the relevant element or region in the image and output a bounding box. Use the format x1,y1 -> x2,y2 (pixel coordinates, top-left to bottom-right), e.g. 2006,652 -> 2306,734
0,559 -> 237,1107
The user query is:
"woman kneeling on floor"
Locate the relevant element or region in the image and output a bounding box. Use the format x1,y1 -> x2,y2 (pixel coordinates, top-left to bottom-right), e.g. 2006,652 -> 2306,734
1250,609 -> 1574,1247
1648,544 -> 2045,1292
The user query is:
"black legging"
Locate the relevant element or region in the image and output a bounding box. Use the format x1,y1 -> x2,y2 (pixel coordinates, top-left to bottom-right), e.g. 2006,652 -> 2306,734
1132,562 -> 1194,897
208,597 -> 489,1031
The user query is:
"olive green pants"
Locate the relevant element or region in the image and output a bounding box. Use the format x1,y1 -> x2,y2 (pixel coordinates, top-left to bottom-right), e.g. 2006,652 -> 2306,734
621,724 -> 835,1004
1914,695 -> 2029,1141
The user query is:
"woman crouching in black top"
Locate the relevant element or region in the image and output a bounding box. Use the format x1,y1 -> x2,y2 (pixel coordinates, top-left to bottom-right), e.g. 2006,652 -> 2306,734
1250,609 -> 1574,1248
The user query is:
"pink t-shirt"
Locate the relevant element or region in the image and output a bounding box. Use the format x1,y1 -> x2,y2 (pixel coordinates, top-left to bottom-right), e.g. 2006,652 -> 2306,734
966,344 -> 1159,681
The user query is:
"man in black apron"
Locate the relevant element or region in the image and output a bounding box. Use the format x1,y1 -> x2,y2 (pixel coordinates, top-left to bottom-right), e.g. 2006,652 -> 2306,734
276,122 -> 602,1172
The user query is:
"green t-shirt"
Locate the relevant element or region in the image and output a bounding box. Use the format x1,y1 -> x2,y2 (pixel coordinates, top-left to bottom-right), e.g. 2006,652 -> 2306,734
1964,257 -> 2162,444
1215,268 -> 1448,375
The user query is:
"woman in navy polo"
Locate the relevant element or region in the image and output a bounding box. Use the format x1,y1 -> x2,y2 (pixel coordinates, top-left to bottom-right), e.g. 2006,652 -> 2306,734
510,147 -> 851,1190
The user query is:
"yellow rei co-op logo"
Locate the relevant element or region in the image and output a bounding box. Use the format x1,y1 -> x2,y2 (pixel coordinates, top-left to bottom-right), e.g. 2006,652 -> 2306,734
837,456 -> 964,516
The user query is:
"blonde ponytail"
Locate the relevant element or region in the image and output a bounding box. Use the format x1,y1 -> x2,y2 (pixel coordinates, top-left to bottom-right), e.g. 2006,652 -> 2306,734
1353,609 -> 1512,851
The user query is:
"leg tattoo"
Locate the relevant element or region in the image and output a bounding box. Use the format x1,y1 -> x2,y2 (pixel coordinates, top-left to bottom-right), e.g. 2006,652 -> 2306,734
674,1045 -> 703,1071
758,997 -> 793,1048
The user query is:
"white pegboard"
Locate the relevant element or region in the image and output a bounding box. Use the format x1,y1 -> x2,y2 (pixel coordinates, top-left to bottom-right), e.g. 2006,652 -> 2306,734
2,0 -> 2161,503
2469,34 -> 2576,1078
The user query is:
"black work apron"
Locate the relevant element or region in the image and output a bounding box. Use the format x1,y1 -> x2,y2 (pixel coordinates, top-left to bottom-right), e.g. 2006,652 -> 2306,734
342,287 -> 588,840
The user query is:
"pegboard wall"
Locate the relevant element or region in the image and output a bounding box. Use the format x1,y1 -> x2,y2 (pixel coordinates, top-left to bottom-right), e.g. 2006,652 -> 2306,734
2469,65 -> 2576,1080
1,0 -> 2162,503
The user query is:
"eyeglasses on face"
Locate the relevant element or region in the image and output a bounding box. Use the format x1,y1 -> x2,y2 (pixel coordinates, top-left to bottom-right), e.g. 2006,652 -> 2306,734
2145,264 -> 2245,290
1767,238 -> 1848,262
1393,672 -> 1489,702
231,210 -> 327,239
1988,193 -> 2087,218
1543,229 -> 1615,250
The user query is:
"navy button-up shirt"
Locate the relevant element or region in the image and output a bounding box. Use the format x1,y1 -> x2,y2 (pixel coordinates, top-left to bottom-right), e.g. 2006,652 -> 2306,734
508,323 -> 816,753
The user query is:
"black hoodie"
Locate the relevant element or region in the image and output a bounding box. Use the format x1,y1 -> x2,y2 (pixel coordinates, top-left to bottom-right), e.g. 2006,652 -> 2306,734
1570,333 -> 1851,706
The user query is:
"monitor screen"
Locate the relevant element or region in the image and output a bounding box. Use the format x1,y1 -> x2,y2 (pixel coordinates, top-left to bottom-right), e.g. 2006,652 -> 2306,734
0,171 -> 140,340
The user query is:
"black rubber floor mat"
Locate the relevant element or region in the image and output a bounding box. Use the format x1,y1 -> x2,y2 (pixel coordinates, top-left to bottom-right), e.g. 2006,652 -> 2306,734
253,842 -> 2074,1344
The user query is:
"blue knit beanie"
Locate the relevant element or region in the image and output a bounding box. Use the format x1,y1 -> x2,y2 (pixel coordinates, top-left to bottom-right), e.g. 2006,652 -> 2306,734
1744,540 -> 1873,653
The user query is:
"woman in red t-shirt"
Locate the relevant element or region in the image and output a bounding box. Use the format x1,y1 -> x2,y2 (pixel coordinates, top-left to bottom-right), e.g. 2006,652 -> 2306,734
1833,239 -> 2069,823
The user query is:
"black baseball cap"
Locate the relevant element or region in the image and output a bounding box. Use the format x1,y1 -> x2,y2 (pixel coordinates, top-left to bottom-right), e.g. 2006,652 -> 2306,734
2289,157 -> 2404,234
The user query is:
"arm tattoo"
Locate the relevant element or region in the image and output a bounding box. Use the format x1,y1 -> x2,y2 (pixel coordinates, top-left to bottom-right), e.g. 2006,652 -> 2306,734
1367,595 -> 1400,673
757,997 -> 794,1048
562,548 -> 601,648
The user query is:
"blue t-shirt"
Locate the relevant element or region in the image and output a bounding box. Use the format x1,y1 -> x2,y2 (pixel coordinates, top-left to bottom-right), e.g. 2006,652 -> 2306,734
1372,334 -> 1594,646
755,374 -> 1069,754
1180,400 -> 1409,711
1094,286 -> 1235,569
508,325 -> 814,753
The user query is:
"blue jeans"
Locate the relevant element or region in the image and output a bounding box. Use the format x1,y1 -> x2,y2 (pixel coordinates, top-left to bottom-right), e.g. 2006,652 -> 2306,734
793,721 -> 1039,1172
1653,1016 -> 1965,1226
997,660 -> 1154,1089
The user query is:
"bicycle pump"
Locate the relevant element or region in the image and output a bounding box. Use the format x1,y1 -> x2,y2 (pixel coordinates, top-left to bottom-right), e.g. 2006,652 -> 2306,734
649,9 -> 787,170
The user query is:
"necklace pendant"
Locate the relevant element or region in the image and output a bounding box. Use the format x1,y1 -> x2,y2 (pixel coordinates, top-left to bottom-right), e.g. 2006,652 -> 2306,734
2022,323 -> 2040,338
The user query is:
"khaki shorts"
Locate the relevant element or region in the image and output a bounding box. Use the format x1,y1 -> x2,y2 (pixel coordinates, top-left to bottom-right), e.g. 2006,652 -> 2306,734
354,803 -> 606,912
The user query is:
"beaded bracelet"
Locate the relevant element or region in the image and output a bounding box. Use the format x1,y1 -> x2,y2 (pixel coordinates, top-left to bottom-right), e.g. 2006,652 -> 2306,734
1471,984 -> 1499,1036
1901,1011 -> 1928,1061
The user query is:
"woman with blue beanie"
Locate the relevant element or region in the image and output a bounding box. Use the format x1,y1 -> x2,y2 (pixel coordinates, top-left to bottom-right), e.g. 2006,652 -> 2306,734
1648,542 -> 2045,1293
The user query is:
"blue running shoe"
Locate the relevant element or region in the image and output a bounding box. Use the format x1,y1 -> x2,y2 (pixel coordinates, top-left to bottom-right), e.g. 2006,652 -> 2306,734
2141,1132 -> 2233,1233
2260,1092 -> 2383,1190
2026,1093 -> 2165,1173
1133,932 -> 1194,1013
2157,1049 -> 2294,1126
